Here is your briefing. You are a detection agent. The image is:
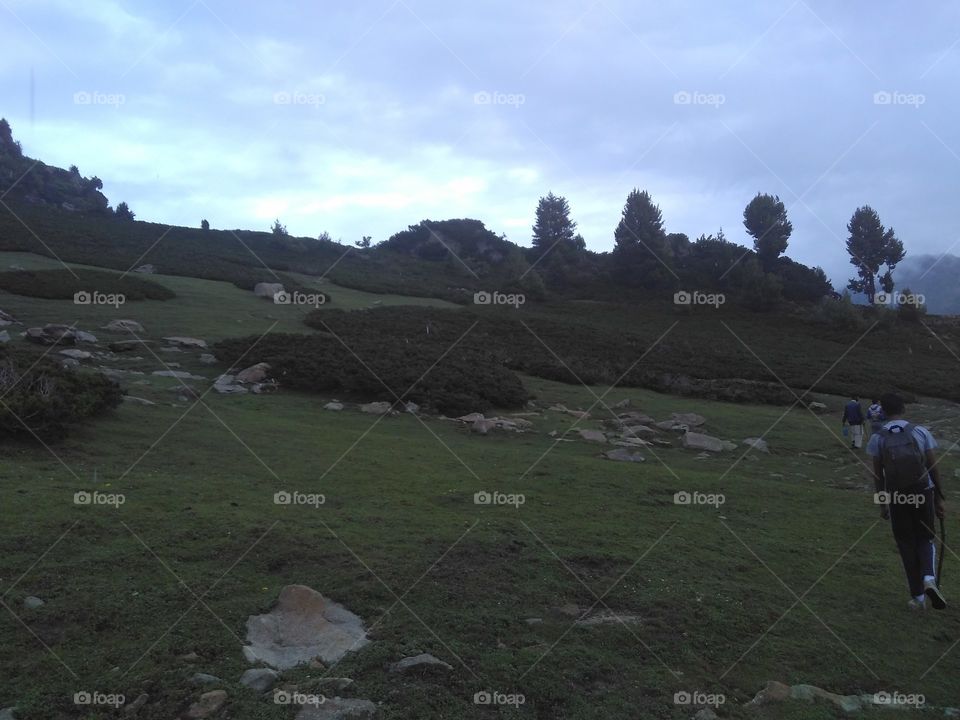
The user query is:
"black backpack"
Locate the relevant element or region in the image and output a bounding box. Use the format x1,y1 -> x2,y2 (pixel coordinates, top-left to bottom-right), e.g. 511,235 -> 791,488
880,423 -> 928,491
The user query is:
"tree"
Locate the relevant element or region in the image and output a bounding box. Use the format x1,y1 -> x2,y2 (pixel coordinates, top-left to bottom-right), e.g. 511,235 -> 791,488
532,192 -> 578,259
845,206 -> 904,304
612,189 -> 674,288
355,235 -> 371,248
743,193 -> 792,272
201,219 -> 210,231
0,118 -> 19,156
115,202 -> 135,221
271,219 -> 287,236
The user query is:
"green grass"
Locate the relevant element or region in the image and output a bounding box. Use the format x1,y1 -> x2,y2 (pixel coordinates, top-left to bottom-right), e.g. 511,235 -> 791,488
1,251 -> 959,718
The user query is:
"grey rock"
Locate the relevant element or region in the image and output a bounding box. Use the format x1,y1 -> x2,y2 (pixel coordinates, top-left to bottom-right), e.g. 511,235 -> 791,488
236,362 -> 271,384
243,585 -> 369,670
190,673 -> 223,685
0,330 -> 9,343
681,432 -> 726,453
0,707 -> 16,720
199,353 -> 217,364
360,401 -> 392,415
23,596 -> 44,609
75,330 -> 98,343
604,448 -> 646,463
153,370 -> 205,380
693,710 -> 718,720
124,693 -> 148,714
577,429 -> 607,443
743,437 -> 769,453
133,264 -> 156,274
240,668 -> 279,693
103,319 -> 144,333
254,282 -> 285,299
388,653 -> 452,673
163,336 -> 207,349
671,412 -> 706,427
59,348 -> 92,360
324,402 -> 344,411
184,689 -> 227,719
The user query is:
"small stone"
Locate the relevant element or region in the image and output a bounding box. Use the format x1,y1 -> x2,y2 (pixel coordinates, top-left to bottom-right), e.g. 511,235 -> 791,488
184,690 -> 227,719
23,596 -> 44,609
577,429 -> 607,443
324,402 -> 344,411
199,354 -> 217,365
604,448 -> 645,463
743,437 -> 769,453
179,651 -> 200,662
388,653 -> 453,673
190,673 -> 222,685
124,693 -> 148,714
360,401 -> 392,415
524,617 -> 543,625
239,668 -> 279,693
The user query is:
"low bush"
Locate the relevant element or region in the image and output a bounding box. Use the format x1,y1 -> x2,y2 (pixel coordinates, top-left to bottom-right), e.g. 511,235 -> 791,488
0,268 -> 176,301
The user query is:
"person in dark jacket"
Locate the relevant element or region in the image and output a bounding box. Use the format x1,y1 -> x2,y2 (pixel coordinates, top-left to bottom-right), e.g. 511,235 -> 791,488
842,396 -> 865,449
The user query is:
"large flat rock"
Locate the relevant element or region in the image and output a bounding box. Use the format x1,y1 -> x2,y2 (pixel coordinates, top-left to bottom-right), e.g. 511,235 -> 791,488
243,585 -> 369,670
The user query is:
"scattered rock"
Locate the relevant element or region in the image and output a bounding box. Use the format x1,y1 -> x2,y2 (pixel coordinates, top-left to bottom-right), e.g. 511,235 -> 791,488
0,331 -> 9,343
294,697 -> 376,720
311,677 -> 353,691
190,673 -> 223,685
178,652 -> 200,662
471,418 -> 495,435
604,448 -> 646,463
153,370 -> 206,380
213,375 -> 248,394
23,596 -> 44,610
184,689 -> 227,719
360,401 -> 392,415
575,609 -> 641,626
388,653 -> 452,673
743,437 -> 770,453
746,680 -> 791,706
199,353 -> 217,365
550,404 -> 590,419
109,339 -> 151,352
0,309 -> 19,326
655,420 -> 688,432
611,399 -> 632,409
133,264 -> 156,274
404,401 -> 419,414
457,412 -> 485,422
239,668 -> 279,693
236,362 -> 271,384
809,401 -> 829,414
75,330 -> 98,343
103,319 -> 144,333
577,429 -> 607,443
0,707 -> 15,720
25,324 -> 76,345
254,282 -> 285,299
682,432 -> 726,453
124,693 -> 148,715
163,336 -> 208,349
671,412 -> 706,427
790,684 -> 862,713
324,402 -> 344,411
243,585 -> 370,670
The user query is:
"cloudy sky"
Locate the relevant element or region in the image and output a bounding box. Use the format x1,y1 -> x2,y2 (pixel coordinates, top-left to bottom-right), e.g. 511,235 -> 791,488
2,0 -> 958,284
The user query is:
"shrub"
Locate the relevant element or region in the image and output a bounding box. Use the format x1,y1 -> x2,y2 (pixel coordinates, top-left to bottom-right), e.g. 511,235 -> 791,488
0,347 -> 123,441
0,269 -> 176,301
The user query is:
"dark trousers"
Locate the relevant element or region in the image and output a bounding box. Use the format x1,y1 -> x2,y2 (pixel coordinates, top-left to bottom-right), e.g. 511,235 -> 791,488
889,487 -> 937,596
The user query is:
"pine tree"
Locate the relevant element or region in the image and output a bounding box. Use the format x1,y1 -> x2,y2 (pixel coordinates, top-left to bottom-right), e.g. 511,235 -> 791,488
531,192 -> 578,259
743,193 -> 792,272
845,206 -> 904,303
612,189 -> 674,288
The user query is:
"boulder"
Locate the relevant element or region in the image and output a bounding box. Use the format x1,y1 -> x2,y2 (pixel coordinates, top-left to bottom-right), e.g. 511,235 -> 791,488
324,402 -> 344,411
790,684 -> 862,713
103,319 -> 144,333
457,412 -> 485,422
25,325 -> 76,345
243,585 -> 369,670
163,336 -> 207,349
671,412 -> 706,427
75,330 -> 98,344
184,690 -> 227,719
621,424 -> 656,437
294,697 -> 376,720
577,429 -> 607,443
809,402 -> 829,414
618,411 -> 655,425
388,653 -> 453,673
0,331 -> 9,343
604,448 -> 645,463
681,432 -> 726,453
0,708 -> 15,720
254,282 -> 285,299
655,420 -> 687,432
199,354 -> 217,365
133,264 -> 157,274
214,379 -> 248,395
360,401 -> 392,415
23,596 -> 44,610
471,418 -> 496,435
404,401 -> 419,414
743,437 -> 770,453
239,668 -> 279,693
0,309 -> 19,326
236,362 -> 271,384
746,680 -> 792,706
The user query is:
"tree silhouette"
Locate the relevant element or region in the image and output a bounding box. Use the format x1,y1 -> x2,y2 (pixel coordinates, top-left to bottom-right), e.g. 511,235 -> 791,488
845,206 -> 904,303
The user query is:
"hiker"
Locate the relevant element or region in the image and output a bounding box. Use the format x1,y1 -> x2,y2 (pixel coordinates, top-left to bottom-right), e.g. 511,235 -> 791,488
867,398 -> 886,438
867,393 -> 946,610
841,396 -> 865,449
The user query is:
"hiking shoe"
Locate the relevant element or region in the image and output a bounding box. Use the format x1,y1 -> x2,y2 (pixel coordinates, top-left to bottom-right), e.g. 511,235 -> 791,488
908,597 -> 928,611
924,579 -> 947,610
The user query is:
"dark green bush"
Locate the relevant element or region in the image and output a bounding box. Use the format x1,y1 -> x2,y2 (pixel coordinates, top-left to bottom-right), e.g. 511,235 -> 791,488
0,268 -> 176,301
0,347 -> 123,441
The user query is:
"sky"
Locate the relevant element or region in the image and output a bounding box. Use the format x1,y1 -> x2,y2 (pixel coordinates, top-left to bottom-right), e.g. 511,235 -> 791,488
1,0 -> 959,285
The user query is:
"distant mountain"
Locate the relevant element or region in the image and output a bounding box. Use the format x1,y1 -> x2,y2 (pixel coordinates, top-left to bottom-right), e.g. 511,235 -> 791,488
0,118 -> 111,214
894,254 -> 960,316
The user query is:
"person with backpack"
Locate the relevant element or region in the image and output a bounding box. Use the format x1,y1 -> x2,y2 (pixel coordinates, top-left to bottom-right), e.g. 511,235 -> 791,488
867,393 -> 947,610
867,398 -> 886,438
842,396 -> 865,449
